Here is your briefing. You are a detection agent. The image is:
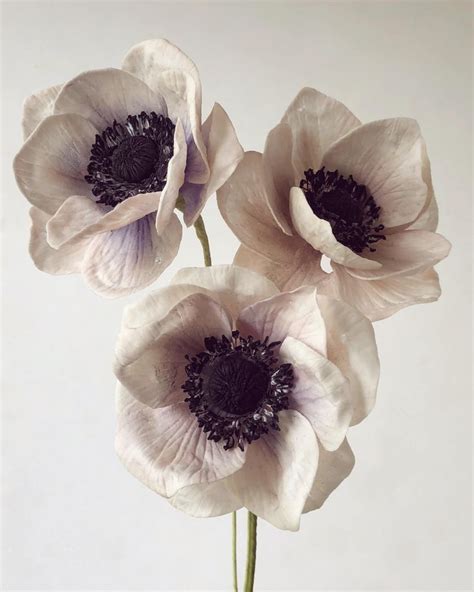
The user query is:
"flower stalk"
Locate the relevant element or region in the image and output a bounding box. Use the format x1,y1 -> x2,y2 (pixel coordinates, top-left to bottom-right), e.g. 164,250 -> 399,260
244,512 -> 257,592
194,215 -> 212,266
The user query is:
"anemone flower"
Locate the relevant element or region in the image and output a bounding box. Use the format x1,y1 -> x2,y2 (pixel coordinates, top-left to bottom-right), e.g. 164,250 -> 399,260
114,265 -> 379,532
217,88 -> 450,321
14,40 -> 243,297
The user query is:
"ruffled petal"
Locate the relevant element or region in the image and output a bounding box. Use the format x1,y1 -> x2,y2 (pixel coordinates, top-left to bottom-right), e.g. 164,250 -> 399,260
14,113 -> 96,214
321,118 -> 428,229
303,438 -> 355,513
169,477 -> 241,517
229,410 -> 318,531
82,212 -> 181,298
53,68 -> 167,129
280,337 -> 351,450
115,385 -> 245,498
22,84 -> 62,139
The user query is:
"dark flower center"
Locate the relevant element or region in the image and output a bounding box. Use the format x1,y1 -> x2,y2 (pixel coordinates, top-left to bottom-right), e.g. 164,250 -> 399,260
85,111 -> 175,208
182,331 -> 294,451
300,167 -> 386,253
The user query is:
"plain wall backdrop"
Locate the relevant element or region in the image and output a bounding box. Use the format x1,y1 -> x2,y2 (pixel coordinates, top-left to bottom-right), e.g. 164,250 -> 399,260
1,1 -> 472,590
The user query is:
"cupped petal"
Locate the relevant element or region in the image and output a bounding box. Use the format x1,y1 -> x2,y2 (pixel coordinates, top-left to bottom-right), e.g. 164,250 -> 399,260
54,68 -> 167,129
345,230 -> 451,280
217,152 -> 300,262
316,294 -> 379,425
115,385 -> 245,498
303,438 -> 355,513
169,477 -> 242,518
181,103 -> 244,227
321,118 -> 428,229
170,265 -> 278,319
318,263 -> 443,321
407,138 -> 438,231
280,337 -> 351,450
14,113 -> 96,215
82,212 -> 181,299
29,207 -> 89,274
229,410 -> 318,531
282,87 -> 361,179
237,286 -> 327,356
22,84 -> 62,140
289,187 -> 382,271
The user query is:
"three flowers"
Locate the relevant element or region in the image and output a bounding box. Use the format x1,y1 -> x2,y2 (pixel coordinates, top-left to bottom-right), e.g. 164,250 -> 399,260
14,39 -> 450,530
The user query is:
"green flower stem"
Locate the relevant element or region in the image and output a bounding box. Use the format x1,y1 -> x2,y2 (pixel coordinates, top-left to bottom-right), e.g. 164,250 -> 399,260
194,215 -> 212,267
232,511 -> 238,592
244,512 -> 257,592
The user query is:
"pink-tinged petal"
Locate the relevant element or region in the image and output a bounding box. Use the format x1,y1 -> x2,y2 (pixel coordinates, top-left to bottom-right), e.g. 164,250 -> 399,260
289,187 -> 382,271
316,294 -> 379,426
182,103 -> 244,227
407,138 -> 438,231
218,152 -> 300,262
13,114 -> 96,215
318,263 -> 443,321
29,207 -> 89,274
280,337 -> 351,450
155,120 -> 187,234
115,385 -> 246,498
234,243 -> 327,292
82,212 -> 181,299
262,123 -> 295,235
303,438 -> 355,513
237,286 -> 327,356
22,84 -> 62,139
282,87 -> 361,179
115,292 -> 232,407
53,68 -> 167,129
345,230 -> 451,280
169,477 -> 241,517
171,265 -> 278,318
229,410 -> 318,531
321,118 -> 428,229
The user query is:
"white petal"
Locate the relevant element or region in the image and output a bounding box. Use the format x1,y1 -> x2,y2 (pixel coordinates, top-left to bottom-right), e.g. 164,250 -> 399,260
82,213 -> 181,299
14,114 -> 96,214
280,337 -> 351,450
289,187 -> 382,271
303,438 -> 355,513
170,264 -> 279,319
54,68 -> 167,129
321,118 -> 428,229
116,385 -> 245,498
229,410 -> 318,531
22,84 -> 62,139
169,477 -> 241,518
237,286 -> 327,356
407,138 -> 438,231
316,294 -> 379,425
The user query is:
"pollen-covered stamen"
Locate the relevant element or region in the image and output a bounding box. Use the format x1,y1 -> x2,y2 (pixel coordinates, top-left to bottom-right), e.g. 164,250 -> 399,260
85,111 -> 175,208
300,167 -> 386,253
182,331 -> 294,451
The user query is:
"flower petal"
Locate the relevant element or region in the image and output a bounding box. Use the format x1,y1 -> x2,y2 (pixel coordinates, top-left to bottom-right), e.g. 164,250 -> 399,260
237,286 -> 327,356
169,478 -> 241,517
171,264 -> 278,319
14,113 -> 96,214
316,294 -> 379,425
54,68 -> 167,129
407,138 -> 438,231
115,385 -> 246,498
289,187 -> 382,271
22,84 -> 62,139
82,212 -> 181,298
229,410 -> 318,531
303,438 -> 355,513
321,118 -> 428,229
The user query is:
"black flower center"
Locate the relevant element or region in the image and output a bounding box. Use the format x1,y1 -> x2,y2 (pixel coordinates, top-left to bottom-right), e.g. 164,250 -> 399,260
182,331 -> 294,451
300,167 -> 386,253
85,111 -> 175,208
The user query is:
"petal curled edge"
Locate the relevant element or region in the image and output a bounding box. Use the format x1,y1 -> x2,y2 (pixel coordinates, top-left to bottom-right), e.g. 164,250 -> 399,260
22,84 -> 62,140
169,478 -> 242,518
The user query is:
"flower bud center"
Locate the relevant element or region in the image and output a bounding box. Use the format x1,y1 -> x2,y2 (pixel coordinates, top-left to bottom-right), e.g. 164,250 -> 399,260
111,136 -> 158,182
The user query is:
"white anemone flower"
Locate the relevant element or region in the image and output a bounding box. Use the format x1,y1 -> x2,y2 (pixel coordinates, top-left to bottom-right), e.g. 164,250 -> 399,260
217,88 -> 451,321
114,265 -> 379,531
14,40 -> 243,297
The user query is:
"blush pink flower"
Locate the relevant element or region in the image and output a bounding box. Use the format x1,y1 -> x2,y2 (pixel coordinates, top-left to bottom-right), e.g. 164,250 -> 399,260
217,88 -> 451,320
114,265 -> 379,530
14,40 -> 243,297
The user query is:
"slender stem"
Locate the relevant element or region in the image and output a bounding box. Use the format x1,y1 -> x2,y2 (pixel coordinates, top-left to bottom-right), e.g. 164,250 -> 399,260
244,512 -> 257,592
232,511 -> 238,592
193,215 -> 212,266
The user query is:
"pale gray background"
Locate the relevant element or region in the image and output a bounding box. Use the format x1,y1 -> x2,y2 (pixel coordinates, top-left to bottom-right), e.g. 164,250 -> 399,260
1,1 -> 472,590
